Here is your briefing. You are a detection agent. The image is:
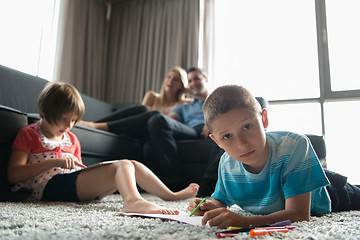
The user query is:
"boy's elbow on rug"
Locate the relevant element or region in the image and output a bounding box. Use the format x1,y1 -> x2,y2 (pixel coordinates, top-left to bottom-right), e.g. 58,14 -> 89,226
291,212 -> 310,223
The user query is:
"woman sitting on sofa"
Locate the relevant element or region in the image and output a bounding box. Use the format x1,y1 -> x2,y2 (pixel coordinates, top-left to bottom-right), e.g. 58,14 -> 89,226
79,66 -> 192,137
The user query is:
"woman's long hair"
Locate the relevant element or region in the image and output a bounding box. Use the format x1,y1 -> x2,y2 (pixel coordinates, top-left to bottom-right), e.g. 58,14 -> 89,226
154,66 -> 187,110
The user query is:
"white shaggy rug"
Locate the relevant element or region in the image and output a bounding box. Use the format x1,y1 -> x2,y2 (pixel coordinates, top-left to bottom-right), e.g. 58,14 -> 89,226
1,193 -> 360,239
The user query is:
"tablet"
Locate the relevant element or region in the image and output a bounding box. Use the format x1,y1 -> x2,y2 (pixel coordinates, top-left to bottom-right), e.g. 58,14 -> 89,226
79,160 -> 119,172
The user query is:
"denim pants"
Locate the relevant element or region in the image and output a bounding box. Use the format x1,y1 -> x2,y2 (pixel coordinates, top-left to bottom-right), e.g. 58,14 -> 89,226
325,169 -> 360,212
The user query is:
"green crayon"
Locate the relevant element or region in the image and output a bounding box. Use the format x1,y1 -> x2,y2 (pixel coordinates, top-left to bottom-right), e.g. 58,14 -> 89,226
190,198 -> 206,217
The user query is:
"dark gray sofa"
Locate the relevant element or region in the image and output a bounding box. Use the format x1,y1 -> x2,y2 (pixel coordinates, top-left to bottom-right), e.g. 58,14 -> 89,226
0,65 -> 220,198
0,64 -> 327,200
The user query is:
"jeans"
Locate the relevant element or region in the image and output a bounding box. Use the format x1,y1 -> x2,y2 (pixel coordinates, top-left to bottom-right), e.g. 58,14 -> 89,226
146,113 -> 202,186
325,169 -> 360,212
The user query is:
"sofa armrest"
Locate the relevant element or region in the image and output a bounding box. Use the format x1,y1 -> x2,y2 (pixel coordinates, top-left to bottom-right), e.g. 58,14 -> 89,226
306,134 -> 327,168
0,105 -> 28,194
255,97 -> 268,109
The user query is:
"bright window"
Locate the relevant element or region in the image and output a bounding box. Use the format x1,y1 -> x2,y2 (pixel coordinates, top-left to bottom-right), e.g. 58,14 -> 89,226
267,103 -> 322,136
0,0 -> 59,80
324,101 -> 360,184
326,0 -> 360,91
211,0 -> 360,184
213,0 -> 320,100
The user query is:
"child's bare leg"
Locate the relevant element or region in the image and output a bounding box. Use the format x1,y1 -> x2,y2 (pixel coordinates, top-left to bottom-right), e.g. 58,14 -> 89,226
77,120 -> 109,131
130,160 -> 199,200
76,161 -> 178,215
113,160 -> 179,214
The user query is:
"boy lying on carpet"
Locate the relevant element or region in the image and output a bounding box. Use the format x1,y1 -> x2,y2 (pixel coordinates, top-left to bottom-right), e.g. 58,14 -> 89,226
188,84 -> 360,228
7,82 -> 199,214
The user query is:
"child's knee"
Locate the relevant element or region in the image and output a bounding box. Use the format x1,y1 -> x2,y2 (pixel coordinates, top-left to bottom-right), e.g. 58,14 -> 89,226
114,159 -> 131,168
129,160 -> 141,166
108,160 -> 132,173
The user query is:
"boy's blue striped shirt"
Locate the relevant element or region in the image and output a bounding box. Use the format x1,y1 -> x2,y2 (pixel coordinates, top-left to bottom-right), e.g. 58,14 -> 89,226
212,131 -> 331,214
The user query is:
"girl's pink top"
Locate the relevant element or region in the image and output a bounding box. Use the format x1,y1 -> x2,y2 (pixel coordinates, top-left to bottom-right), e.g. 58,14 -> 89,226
11,122 -> 82,201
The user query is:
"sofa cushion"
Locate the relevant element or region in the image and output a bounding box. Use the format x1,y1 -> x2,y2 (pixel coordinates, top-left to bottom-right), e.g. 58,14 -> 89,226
177,139 -> 220,183
71,125 -> 139,166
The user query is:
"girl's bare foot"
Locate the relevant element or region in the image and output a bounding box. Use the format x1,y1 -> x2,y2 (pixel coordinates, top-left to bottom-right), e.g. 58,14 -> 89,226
163,183 -> 199,201
122,198 -> 179,215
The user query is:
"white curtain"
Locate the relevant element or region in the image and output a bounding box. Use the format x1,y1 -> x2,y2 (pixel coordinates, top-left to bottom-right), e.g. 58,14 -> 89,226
200,0 -> 215,86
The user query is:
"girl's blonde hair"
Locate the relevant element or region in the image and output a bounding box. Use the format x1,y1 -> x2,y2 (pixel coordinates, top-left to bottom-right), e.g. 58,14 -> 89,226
38,82 -> 85,125
154,66 -> 187,110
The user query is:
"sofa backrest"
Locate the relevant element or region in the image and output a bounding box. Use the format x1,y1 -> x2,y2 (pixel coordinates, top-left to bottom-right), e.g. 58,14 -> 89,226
0,65 -> 47,114
0,64 -> 114,121
80,94 -> 114,121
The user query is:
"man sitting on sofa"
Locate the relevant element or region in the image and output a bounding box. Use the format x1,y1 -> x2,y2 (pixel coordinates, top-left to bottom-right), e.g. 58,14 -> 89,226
147,67 -> 223,196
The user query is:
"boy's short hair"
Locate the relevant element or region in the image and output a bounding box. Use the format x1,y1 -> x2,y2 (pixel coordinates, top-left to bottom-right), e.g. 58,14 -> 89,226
38,82 -> 85,125
186,67 -> 207,78
204,85 -> 261,132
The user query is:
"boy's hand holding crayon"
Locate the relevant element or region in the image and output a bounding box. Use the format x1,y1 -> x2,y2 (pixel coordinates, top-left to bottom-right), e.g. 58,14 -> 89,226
188,198 -> 248,228
188,198 -> 214,216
